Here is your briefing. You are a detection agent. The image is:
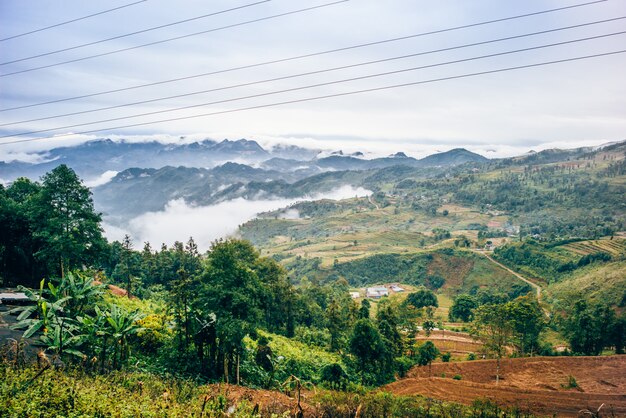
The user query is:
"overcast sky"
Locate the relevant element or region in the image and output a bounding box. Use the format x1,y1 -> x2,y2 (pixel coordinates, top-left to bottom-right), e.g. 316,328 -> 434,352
1,0 -> 625,159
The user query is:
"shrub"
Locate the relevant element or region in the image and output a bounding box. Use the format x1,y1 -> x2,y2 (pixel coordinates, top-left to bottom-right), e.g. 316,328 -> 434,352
441,352 -> 451,362
453,374 -> 462,380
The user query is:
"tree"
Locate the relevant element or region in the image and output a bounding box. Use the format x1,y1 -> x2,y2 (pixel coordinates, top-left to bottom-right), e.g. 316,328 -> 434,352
449,294 -> 478,322
507,295 -> 546,355
359,299 -> 371,319
471,304 -> 514,384
194,240 -> 263,379
560,299 -> 614,355
405,288 -> 438,309
417,341 -> 439,376
326,298 -> 345,352
32,165 -> 105,277
349,319 -> 385,384
0,178 -> 43,286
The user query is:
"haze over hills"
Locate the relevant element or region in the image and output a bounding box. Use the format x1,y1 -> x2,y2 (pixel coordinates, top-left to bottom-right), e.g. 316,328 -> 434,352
0,137 -> 490,183
3,137 -> 622,249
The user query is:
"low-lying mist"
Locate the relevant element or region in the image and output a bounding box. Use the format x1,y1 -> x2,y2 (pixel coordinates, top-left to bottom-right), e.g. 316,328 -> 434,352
102,185 -> 370,251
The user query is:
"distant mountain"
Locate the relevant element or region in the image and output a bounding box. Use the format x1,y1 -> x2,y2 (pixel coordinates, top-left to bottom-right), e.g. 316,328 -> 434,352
1,135 -> 493,185
93,162 -> 366,222
0,138 -> 270,182
94,162 -> 290,219
314,148 -> 487,171
418,148 -> 489,166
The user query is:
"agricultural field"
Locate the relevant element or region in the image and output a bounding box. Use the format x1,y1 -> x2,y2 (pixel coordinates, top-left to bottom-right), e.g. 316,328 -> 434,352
415,329 -> 483,358
560,238 -> 626,256
386,356 -> 626,417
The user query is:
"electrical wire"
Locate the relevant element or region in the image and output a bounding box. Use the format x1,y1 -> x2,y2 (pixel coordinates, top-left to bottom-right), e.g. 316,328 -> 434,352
4,16 -> 623,127
3,49 -> 623,146
0,0 -> 349,78
0,1 -> 271,66
1,33 -> 624,141
0,0 -> 147,42
0,0 -> 606,112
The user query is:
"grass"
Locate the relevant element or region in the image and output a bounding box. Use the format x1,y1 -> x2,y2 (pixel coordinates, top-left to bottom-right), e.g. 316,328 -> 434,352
546,260 -> 626,307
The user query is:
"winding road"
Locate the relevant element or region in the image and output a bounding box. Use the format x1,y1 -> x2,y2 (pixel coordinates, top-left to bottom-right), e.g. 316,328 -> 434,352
472,250 -> 542,301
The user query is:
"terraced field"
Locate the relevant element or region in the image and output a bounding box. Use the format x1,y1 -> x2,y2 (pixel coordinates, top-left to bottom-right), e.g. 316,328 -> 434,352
562,238 -> 626,256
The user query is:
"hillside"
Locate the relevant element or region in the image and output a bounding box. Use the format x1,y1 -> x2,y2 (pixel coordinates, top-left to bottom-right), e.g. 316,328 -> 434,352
385,356 -> 626,417
547,259 -> 626,307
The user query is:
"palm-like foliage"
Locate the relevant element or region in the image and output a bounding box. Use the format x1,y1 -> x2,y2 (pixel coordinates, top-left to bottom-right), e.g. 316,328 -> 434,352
103,305 -> 144,369
6,272 -> 140,366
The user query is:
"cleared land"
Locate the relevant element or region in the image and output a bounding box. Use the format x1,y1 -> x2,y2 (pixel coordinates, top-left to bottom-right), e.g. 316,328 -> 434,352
416,329 -> 483,357
385,356 -> 626,417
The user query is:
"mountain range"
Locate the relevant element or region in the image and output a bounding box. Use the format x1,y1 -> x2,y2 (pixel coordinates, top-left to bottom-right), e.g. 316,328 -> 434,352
0,138 -> 487,183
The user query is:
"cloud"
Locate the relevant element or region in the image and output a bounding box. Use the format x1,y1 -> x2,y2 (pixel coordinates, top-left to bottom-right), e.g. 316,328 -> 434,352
102,185 -> 371,251
84,170 -> 118,187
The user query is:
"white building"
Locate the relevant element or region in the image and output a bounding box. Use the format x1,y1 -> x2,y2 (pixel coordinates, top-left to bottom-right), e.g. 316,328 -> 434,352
366,286 -> 389,299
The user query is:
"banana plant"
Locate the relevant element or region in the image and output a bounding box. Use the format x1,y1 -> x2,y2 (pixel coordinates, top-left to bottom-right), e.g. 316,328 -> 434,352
8,279 -> 71,339
103,305 -> 144,369
38,318 -> 85,359
47,272 -> 105,317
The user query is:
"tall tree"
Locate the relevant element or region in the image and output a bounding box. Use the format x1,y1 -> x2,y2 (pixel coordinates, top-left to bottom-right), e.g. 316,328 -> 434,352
194,239 -> 263,380
32,165 -> 105,277
507,295 -> 546,355
471,304 -> 514,385
0,179 -> 42,286
349,319 -> 386,384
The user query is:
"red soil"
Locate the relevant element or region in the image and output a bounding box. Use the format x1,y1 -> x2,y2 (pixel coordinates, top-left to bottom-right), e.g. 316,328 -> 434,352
385,356 -> 626,417
202,383 -> 315,417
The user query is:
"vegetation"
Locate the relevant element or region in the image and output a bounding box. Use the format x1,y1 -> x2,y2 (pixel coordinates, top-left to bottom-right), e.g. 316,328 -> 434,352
1,143 -> 625,415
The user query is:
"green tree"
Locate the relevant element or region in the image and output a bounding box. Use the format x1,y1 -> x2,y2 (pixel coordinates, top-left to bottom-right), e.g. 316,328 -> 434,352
349,319 -> 385,384
0,178 -> 43,286
471,304 -> 514,384
405,288 -> 438,309
417,341 -> 439,376
449,294 -> 478,322
32,165 -> 105,277
507,295 -> 546,355
560,299 -> 614,355
194,239 -> 264,380
326,298 -> 345,352
359,298 -> 371,319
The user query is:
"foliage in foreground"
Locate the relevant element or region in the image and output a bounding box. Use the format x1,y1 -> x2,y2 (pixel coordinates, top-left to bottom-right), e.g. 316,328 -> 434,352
0,364 -> 540,418
0,365 -> 255,418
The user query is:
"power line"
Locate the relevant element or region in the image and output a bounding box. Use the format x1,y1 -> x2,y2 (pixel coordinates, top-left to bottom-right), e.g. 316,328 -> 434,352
0,0 -> 148,42
0,0 -> 607,112
0,0 -> 349,78
2,49 -> 623,146
2,31 -> 624,140
4,16 -> 623,127
0,0 -> 271,66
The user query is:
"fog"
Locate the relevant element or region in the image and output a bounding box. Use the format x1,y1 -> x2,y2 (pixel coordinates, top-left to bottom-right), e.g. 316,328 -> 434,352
102,185 -> 371,251
84,170 -> 118,187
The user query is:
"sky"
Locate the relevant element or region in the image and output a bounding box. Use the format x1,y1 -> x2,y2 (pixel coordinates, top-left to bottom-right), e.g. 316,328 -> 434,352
1,0 -> 625,159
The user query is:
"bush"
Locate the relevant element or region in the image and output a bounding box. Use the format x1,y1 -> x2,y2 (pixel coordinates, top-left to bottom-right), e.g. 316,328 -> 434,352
393,356 -> 416,378
467,353 -> 476,361
441,352 -> 451,362
320,363 -> 349,390
453,374 -> 462,380
561,375 -> 578,389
